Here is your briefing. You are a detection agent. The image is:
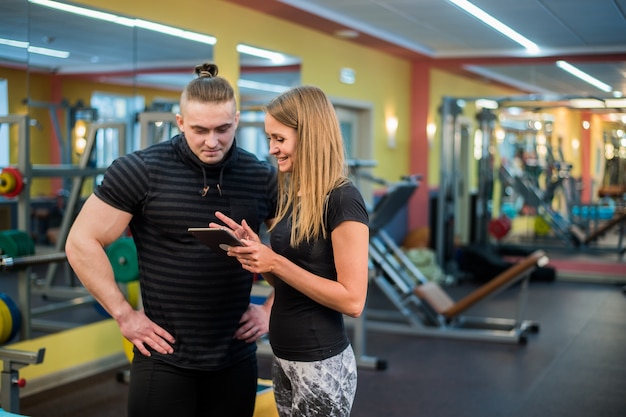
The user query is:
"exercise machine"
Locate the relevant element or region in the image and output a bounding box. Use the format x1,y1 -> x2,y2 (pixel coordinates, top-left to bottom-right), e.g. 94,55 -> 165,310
365,173 -> 546,344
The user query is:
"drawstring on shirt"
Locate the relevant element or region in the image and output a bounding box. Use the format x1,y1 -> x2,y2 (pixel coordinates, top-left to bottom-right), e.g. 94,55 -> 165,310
199,165 -> 224,197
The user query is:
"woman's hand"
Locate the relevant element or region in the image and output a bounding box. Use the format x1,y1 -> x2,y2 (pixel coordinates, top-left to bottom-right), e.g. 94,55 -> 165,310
211,211 -> 260,242
212,211 -> 271,271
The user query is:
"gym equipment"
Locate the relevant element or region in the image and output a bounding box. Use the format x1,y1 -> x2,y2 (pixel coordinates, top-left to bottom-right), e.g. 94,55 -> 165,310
3,319 -> 127,403
366,175 -> 546,344
105,237 -> 139,283
488,215 -> 512,241
458,245 -> 555,283
0,346 -> 45,414
581,209 -> 626,247
138,111 -> 177,149
0,251 -> 95,338
0,114 -> 129,338
0,168 -> 24,198
435,98 -> 470,274
414,251 -> 547,332
499,163 -> 580,245
0,230 -> 34,258
0,293 -> 21,344
1,252 -> 68,271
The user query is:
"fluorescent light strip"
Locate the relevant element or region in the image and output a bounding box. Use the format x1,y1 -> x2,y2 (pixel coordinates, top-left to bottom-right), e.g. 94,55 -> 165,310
447,0 -> 539,54
0,38 -> 28,49
0,37 -> 70,58
556,61 -> 612,93
236,44 -> 286,64
28,45 -> 70,58
238,79 -> 290,94
29,0 -> 216,45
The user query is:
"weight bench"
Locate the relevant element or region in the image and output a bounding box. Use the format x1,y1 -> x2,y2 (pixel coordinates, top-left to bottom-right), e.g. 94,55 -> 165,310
413,250 -> 548,344
365,175 -> 547,344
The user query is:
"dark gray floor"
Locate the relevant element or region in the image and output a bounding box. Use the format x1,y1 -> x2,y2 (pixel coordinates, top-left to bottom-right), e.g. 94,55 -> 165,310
352,280 -> 626,417
4,265 -> 626,417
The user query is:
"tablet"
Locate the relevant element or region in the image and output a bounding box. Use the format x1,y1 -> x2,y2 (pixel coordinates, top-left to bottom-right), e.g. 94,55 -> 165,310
188,227 -> 243,254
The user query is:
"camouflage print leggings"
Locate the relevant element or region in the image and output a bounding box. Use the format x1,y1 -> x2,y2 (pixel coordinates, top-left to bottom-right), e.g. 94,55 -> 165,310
272,345 -> 357,417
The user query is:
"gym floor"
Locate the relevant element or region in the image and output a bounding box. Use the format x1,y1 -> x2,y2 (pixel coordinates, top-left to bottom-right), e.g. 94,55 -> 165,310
4,253 -> 626,417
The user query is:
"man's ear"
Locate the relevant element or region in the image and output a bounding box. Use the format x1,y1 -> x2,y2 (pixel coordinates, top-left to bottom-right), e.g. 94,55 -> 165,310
175,113 -> 184,131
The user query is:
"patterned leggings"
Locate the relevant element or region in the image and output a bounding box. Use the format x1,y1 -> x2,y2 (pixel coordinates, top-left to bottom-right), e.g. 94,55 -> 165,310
272,345 -> 357,417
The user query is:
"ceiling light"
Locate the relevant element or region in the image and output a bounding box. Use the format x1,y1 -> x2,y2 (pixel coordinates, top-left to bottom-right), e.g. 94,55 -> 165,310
568,98 -> 606,109
29,0 -> 216,45
237,79 -> 290,94
556,61 -> 612,93
605,98 -> 626,108
0,37 -> 70,58
28,45 -> 70,58
236,44 -> 286,64
447,0 -> 539,54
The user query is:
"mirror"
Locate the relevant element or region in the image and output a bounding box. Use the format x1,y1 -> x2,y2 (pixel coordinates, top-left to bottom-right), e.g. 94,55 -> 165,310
0,0 -> 304,238
0,1 -> 214,189
0,0 -> 28,171
237,47 -> 301,161
0,0 -> 216,247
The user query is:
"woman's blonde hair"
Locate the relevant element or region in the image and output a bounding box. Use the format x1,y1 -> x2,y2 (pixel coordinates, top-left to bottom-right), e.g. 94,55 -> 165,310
265,85 -> 348,246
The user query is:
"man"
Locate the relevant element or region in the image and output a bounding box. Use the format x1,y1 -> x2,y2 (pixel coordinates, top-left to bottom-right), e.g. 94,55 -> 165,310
65,62 -> 276,417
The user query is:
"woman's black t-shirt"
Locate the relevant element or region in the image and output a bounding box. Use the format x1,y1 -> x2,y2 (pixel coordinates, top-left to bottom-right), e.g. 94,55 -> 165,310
269,182 -> 368,361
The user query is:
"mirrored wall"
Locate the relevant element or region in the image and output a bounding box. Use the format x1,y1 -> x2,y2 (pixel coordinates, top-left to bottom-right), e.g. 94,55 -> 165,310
0,0 -> 301,237
0,0 -> 301,168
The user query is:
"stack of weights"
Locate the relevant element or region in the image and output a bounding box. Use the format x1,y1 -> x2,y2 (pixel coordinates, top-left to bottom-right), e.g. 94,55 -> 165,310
0,292 -> 21,344
0,229 -> 35,258
0,230 -> 33,344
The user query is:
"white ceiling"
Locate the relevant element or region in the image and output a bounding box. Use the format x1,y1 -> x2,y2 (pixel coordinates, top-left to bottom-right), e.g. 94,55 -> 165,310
1,0 -> 625,107
232,0 -> 626,99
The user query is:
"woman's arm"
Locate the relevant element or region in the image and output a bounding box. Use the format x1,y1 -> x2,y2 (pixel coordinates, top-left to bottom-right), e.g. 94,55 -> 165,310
232,220 -> 369,318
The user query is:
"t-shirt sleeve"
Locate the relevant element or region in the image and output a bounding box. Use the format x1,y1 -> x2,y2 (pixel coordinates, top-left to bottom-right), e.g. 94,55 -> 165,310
94,152 -> 149,215
326,182 -> 369,232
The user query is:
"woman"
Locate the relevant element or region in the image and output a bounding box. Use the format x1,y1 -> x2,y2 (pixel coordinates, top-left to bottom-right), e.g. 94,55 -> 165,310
214,85 -> 369,416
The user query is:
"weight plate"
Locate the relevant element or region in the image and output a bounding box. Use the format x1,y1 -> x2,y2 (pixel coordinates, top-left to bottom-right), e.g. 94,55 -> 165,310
106,237 -> 139,283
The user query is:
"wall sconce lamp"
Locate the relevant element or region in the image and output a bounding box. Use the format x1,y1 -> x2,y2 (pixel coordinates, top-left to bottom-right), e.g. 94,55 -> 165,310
386,116 -> 398,149
73,119 -> 87,155
427,122 -> 437,148
70,103 -> 97,156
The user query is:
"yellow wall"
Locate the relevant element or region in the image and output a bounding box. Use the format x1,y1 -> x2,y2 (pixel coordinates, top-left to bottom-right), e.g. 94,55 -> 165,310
72,0 -> 414,181
2,0 -> 609,204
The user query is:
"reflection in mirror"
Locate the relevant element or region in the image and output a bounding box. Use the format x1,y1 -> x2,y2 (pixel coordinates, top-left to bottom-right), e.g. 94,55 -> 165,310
0,0 -> 216,172
0,0 -> 28,169
0,0 -> 217,242
237,44 -> 301,161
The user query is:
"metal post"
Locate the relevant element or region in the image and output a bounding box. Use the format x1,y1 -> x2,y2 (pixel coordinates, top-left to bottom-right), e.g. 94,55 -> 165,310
475,108 -> 496,246
436,97 -> 462,272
